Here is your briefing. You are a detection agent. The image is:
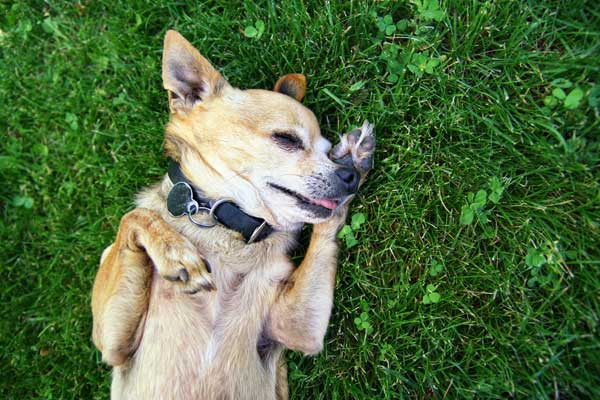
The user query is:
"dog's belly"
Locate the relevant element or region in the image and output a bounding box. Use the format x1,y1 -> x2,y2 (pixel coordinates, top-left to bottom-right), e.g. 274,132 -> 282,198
111,271 -> 283,400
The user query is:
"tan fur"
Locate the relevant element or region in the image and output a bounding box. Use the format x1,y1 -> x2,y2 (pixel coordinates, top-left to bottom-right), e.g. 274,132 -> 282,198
273,73 -> 307,102
91,30 -> 374,399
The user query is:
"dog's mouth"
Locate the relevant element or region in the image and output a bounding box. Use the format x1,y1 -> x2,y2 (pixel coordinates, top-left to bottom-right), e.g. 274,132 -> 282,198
267,182 -> 339,216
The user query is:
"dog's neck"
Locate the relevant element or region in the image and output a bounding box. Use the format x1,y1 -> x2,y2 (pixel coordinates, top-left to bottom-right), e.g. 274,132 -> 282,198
166,159 -> 275,243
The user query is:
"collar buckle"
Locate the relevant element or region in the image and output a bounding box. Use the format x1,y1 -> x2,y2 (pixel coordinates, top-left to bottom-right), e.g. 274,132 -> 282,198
247,221 -> 268,244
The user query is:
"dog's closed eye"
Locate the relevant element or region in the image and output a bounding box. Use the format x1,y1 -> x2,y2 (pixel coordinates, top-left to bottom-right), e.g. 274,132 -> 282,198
272,132 -> 305,151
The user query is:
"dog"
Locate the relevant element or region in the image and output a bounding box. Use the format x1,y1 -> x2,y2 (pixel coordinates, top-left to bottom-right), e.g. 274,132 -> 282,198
91,30 -> 375,399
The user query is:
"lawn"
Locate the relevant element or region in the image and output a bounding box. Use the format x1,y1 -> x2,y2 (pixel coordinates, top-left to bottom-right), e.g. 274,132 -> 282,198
1,0 -> 599,398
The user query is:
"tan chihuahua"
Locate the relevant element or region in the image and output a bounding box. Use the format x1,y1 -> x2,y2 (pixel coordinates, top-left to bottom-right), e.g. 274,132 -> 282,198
91,30 -> 375,399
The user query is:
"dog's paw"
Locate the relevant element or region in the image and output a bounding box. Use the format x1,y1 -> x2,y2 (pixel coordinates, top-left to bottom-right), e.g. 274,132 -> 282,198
331,120 -> 375,182
152,238 -> 215,294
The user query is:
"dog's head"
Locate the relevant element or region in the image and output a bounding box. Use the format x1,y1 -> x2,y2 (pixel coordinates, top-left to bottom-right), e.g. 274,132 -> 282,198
162,30 -> 359,231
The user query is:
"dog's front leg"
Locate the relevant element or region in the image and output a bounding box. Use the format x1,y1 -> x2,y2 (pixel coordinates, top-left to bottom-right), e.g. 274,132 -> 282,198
91,208 -> 213,366
268,215 -> 344,354
268,121 -> 375,355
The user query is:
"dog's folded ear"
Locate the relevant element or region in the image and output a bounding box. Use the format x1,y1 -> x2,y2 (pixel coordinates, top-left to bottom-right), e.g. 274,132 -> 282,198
162,30 -> 230,113
274,73 -> 307,102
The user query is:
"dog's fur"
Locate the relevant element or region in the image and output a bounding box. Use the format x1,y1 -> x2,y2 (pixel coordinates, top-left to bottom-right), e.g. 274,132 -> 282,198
91,30 -> 375,399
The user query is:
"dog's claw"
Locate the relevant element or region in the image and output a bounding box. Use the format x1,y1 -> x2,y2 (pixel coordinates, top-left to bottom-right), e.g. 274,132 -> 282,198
183,280 -> 215,294
331,120 -> 375,182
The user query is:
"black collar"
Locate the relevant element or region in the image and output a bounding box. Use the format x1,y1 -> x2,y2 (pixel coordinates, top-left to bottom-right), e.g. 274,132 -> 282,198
166,159 -> 273,243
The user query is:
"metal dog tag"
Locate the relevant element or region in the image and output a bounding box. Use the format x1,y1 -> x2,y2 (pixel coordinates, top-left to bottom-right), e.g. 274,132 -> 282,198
167,182 -> 199,217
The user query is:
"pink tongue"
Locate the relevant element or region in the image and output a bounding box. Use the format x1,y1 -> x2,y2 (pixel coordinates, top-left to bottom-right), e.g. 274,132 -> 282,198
312,198 -> 337,210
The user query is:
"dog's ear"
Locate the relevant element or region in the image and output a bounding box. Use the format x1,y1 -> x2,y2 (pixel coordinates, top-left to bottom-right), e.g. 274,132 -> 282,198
274,73 -> 306,102
162,30 -> 229,113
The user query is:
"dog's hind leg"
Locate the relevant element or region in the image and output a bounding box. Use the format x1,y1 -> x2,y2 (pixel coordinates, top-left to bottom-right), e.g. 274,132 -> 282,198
91,208 -> 212,366
267,121 -> 376,355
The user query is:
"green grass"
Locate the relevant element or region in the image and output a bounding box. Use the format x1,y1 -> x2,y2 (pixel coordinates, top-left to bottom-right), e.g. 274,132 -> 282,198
1,0 -> 599,398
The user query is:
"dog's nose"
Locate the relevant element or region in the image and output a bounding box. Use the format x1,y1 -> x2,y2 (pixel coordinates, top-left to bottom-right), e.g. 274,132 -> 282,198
335,167 -> 359,193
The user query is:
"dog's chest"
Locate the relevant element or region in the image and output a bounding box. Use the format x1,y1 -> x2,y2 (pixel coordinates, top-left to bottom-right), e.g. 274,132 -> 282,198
148,251 -> 289,344
128,254 -> 291,399
148,228 -> 292,339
